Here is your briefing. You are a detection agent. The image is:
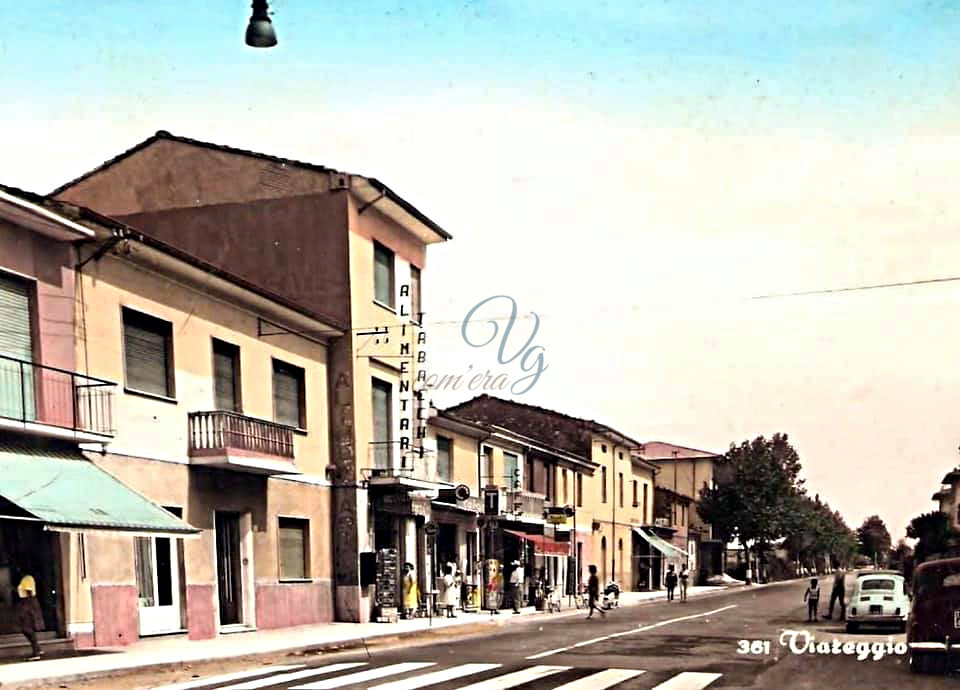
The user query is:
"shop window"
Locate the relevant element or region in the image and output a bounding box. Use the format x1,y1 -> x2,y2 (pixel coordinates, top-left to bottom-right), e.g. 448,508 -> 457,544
279,517 -> 309,580
122,307 -> 175,398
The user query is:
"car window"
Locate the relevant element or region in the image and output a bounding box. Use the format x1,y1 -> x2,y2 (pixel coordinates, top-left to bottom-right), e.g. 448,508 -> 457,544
861,579 -> 896,591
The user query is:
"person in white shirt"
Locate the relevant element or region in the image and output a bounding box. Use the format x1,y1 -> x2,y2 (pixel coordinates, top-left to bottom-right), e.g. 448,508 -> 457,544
509,560 -> 524,614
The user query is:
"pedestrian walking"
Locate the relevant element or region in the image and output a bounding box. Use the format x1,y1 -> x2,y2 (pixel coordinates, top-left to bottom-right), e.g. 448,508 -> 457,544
665,565 -> 678,601
14,572 -> 44,660
824,569 -> 846,620
586,564 -> 606,618
804,578 -> 820,622
509,560 -> 524,614
679,563 -> 690,602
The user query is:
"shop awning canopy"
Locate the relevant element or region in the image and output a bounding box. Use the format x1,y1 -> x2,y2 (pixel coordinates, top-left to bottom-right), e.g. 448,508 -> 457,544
633,527 -> 686,560
0,440 -> 199,537
504,529 -> 570,557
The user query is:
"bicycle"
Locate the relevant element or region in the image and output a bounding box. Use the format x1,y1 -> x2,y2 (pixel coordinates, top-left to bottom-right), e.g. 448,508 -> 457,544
573,582 -> 588,609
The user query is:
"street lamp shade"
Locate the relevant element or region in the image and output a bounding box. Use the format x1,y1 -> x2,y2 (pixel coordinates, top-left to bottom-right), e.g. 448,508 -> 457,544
245,0 -> 277,48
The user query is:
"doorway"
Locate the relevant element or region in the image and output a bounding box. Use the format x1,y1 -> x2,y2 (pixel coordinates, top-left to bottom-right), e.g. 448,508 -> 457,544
135,535 -> 181,635
215,512 -> 243,626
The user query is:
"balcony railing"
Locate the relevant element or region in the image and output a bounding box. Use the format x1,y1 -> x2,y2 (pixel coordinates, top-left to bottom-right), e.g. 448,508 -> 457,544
188,410 -> 295,459
0,354 -> 115,437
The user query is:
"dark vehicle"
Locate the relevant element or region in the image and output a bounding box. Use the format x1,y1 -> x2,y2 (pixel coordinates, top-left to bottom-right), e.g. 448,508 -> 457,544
907,557 -> 960,674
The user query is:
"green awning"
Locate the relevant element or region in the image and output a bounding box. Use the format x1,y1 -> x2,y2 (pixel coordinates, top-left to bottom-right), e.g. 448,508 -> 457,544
0,439 -> 199,536
633,527 -> 686,560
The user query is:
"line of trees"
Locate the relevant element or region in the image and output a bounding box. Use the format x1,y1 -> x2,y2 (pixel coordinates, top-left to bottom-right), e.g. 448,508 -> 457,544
698,433 -> 858,582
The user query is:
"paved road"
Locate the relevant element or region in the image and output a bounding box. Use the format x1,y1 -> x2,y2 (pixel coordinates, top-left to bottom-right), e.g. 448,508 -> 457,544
135,580 -> 956,690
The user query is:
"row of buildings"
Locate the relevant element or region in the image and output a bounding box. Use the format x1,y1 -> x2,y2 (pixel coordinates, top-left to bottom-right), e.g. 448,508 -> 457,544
0,131 -> 722,652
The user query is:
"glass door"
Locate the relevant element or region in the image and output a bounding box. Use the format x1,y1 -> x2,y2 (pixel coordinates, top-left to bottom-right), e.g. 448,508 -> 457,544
135,535 -> 181,635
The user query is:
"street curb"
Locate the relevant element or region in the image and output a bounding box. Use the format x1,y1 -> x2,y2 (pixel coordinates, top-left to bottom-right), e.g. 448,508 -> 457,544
0,578 -> 806,689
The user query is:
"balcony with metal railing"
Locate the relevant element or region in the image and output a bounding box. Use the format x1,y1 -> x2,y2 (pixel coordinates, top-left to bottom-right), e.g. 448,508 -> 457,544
0,354 -> 115,441
187,410 -> 298,475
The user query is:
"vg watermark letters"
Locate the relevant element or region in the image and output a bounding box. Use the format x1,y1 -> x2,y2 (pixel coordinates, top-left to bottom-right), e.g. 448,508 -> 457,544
422,295 -> 548,395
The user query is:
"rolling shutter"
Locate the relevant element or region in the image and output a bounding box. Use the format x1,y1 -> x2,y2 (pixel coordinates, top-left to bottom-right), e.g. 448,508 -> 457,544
213,341 -> 239,412
0,274 -> 32,360
371,378 -> 392,468
0,274 -> 34,421
273,361 -> 303,428
123,309 -> 172,397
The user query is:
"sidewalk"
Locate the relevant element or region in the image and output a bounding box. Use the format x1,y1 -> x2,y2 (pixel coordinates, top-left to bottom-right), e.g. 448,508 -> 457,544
0,584 -> 738,689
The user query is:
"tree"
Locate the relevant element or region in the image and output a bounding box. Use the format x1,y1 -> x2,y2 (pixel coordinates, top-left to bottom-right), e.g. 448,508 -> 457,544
888,538 -> 913,575
906,511 -> 957,564
857,515 -> 892,565
698,433 -> 806,583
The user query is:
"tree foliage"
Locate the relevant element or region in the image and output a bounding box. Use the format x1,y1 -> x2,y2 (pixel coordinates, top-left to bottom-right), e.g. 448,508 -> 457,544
857,515 -> 892,563
906,510 -> 957,564
698,433 -> 805,547
782,493 -> 858,568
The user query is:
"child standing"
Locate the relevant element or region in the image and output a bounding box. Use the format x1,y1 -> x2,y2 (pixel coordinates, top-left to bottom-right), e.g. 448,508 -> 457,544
803,578 -> 820,622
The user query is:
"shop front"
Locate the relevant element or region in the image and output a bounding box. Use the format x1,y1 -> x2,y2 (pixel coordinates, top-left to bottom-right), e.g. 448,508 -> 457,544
0,438 -> 198,648
633,526 -> 685,591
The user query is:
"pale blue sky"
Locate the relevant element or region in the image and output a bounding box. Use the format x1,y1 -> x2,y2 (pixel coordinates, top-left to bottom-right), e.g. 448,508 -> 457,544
4,2 -> 960,539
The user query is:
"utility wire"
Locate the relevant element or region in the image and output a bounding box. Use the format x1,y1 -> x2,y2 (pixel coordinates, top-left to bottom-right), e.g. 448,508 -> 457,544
753,275 -> 960,300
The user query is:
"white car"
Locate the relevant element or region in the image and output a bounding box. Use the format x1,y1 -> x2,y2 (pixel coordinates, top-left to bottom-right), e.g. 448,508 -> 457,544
847,572 -> 910,633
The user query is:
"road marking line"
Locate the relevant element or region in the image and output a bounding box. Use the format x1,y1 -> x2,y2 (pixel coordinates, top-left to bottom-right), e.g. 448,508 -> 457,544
150,665 -> 306,690
290,662 -> 435,689
216,664 -> 366,690
525,605 -> 738,659
453,665 -> 571,689
551,668 -> 646,689
649,671 -> 723,690
368,663 -> 502,690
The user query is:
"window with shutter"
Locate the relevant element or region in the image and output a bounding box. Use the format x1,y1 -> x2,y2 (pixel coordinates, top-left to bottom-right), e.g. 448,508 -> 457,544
272,360 -> 304,428
373,241 -> 395,308
0,273 -> 35,421
278,517 -> 308,580
212,339 -> 241,412
410,265 -> 421,323
436,436 -> 452,481
371,378 -> 392,469
122,308 -> 174,397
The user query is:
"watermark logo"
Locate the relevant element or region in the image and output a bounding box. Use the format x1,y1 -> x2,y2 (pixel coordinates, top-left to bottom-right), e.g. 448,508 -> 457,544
420,295 -> 548,396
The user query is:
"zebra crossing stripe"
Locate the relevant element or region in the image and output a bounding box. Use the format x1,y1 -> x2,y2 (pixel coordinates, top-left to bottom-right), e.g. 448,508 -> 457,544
649,671 -> 723,690
290,662 -> 436,689
551,668 -> 646,690
368,663 -> 502,690
150,665 -> 306,690
453,665 -> 571,689
215,664 -> 367,690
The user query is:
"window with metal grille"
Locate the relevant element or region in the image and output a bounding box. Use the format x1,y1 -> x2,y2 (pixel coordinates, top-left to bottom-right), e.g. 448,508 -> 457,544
374,241 -> 395,308
272,359 -> 305,428
278,517 -> 309,580
212,338 -> 241,412
122,307 -> 174,397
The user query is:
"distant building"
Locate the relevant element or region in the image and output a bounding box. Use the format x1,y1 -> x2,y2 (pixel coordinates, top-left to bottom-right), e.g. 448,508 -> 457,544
932,466 -> 960,531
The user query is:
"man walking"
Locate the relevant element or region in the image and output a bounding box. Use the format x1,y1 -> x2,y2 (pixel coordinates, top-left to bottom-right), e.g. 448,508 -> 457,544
586,564 -> 605,619
15,572 -> 44,660
824,568 -> 847,621
509,560 -> 524,614
679,563 -> 690,602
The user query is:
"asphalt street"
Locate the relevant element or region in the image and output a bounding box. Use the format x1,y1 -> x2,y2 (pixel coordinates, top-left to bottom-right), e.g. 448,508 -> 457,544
114,580 -> 957,690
